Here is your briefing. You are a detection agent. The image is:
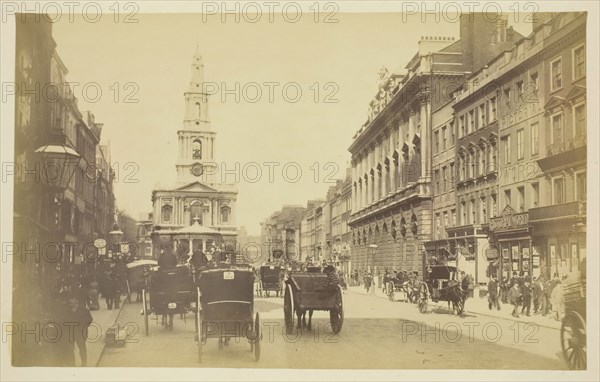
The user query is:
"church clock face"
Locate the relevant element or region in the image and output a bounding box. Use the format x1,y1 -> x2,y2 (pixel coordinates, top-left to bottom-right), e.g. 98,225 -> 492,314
191,163 -> 203,177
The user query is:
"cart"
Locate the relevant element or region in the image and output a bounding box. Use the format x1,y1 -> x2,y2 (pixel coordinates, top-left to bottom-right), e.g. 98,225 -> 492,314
283,272 -> 344,334
142,265 -> 195,335
195,266 -> 261,363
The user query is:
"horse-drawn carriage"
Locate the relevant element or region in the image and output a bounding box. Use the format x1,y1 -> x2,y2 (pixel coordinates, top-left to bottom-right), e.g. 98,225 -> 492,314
126,259 -> 157,303
386,272 -> 416,303
417,265 -> 473,315
195,265 -> 261,362
142,265 -> 196,335
560,269 -> 586,370
256,265 -> 283,297
283,270 -> 344,334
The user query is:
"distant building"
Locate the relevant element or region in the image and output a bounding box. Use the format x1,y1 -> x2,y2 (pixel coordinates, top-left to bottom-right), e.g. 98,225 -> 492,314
260,205 -> 306,263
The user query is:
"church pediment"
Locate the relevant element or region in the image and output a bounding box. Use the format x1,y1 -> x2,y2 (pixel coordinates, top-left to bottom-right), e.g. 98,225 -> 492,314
175,181 -> 219,193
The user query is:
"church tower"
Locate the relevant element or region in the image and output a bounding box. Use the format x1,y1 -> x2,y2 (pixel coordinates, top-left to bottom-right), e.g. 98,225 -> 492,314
176,46 -> 218,184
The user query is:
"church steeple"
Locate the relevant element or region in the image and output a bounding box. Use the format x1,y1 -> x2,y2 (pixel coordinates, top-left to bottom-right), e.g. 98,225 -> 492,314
177,46 -> 217,185
184,47 -> 210,130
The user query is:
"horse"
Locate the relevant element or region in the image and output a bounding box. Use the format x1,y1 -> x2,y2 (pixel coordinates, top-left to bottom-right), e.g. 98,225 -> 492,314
444,274 -> 475,316
296,308 -> 314,330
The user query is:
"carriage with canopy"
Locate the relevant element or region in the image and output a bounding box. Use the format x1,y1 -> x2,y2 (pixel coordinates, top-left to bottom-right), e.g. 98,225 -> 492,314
256,265 -> 283,297
194,264 -> 261,362
141,264 -> 195,335
416,265 -> 473,315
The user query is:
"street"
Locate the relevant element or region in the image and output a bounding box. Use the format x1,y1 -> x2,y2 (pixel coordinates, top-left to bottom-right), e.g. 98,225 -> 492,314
98,289 -> 566,369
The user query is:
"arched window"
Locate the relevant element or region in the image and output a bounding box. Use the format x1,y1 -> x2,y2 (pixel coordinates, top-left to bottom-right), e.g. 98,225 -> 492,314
195,102 -> 201,119
192,139 -> 202,159
161,205 -> 173,223
221,206 -> 231,224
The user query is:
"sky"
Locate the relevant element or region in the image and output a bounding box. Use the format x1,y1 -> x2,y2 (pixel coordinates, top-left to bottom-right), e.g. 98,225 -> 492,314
51,11 -> 531,235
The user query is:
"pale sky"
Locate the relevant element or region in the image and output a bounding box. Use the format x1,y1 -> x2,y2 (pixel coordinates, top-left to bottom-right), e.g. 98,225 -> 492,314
52,12 -> 531,235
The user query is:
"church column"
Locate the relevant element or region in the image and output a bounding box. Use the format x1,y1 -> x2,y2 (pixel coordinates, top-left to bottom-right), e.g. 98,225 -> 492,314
188,237 -> 193,257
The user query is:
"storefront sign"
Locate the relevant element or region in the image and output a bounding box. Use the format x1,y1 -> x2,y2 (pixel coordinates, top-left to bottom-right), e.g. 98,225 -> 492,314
490,205 -> 529,232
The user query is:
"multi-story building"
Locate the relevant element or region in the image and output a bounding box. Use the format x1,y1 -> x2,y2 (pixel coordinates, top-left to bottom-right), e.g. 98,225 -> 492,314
526,13 -> 586,279
299,199 -> 324,261
470,12 -> 588,281
13,15 -> 116,365
136,213 -> 154,259
326,173 -> 353,273
349,15 -> 520,278
260,205 -> 306,263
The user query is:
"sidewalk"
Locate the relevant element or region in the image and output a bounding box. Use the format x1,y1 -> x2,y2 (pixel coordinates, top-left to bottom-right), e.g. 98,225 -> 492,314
347,285 -> 561,330
78,300 -> 125,367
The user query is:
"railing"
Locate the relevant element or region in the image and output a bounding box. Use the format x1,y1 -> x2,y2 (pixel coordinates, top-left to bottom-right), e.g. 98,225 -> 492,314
547,135 -> 586,156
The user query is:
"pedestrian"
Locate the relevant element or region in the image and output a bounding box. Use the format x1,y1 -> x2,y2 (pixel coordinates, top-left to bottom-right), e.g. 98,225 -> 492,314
532,276 -> 544,314
508,281 -> 521,318
382,271 -> 390,294
520,275 -> 532,316
102,268 -> 118,310
487,274 -> 501,310
365,272 -> 372,293
498,277 -> 506,303
509,271 -> 519,288
551,278 -> 565,321
62,293 -> 93,367
88,279 -> 100,311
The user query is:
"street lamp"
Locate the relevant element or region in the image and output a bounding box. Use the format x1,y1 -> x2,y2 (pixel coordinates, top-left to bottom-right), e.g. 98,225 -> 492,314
34,143 -> 81,304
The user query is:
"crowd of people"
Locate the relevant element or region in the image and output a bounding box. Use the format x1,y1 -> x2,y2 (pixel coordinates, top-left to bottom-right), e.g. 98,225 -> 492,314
487,271 -> 566,320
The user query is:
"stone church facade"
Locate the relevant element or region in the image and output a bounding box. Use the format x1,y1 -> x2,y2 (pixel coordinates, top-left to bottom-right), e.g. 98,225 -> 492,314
151,48 -> 238,256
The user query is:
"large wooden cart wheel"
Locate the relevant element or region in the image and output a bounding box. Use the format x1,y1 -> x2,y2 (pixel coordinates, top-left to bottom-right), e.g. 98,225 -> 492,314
284,284 -> 295,334
388,282 -> 395,302
418,283 -> 429,314
330,285 -> 344,334
142,288 -> 149,336
254,312 -> 261,361
561,311 -> 586,370
196,287 -> 203,363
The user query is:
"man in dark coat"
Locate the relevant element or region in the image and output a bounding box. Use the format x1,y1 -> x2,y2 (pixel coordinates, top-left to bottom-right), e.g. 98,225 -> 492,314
520,275 -> 532,316
158,250 -> 177,269
487,275 -> 500,310
62,294 -> 93,366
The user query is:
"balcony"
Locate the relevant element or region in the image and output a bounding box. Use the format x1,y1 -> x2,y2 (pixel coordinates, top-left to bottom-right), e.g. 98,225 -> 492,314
539,135 -> 586,172
529,201 -> 586,222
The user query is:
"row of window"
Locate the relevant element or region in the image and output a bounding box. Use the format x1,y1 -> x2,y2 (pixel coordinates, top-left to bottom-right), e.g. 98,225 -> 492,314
551,43 -> 586,92
501,102 -> 586,165
161,204 -> 231,224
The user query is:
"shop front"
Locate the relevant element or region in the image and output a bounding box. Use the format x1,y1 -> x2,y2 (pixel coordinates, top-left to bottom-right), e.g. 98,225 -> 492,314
488,205 -> 540,279
529,201 -> 586,279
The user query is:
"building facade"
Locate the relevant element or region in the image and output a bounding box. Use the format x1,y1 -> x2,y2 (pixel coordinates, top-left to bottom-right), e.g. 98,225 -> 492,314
260,205 -> 306,263
13,15 -> 116,365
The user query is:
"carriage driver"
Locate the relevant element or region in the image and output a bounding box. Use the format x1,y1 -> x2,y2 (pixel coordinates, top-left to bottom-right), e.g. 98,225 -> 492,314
319,264 -> 340,292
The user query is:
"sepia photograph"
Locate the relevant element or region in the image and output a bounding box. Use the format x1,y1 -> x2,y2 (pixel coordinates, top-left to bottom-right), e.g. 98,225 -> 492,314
0,1 -> 598,381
